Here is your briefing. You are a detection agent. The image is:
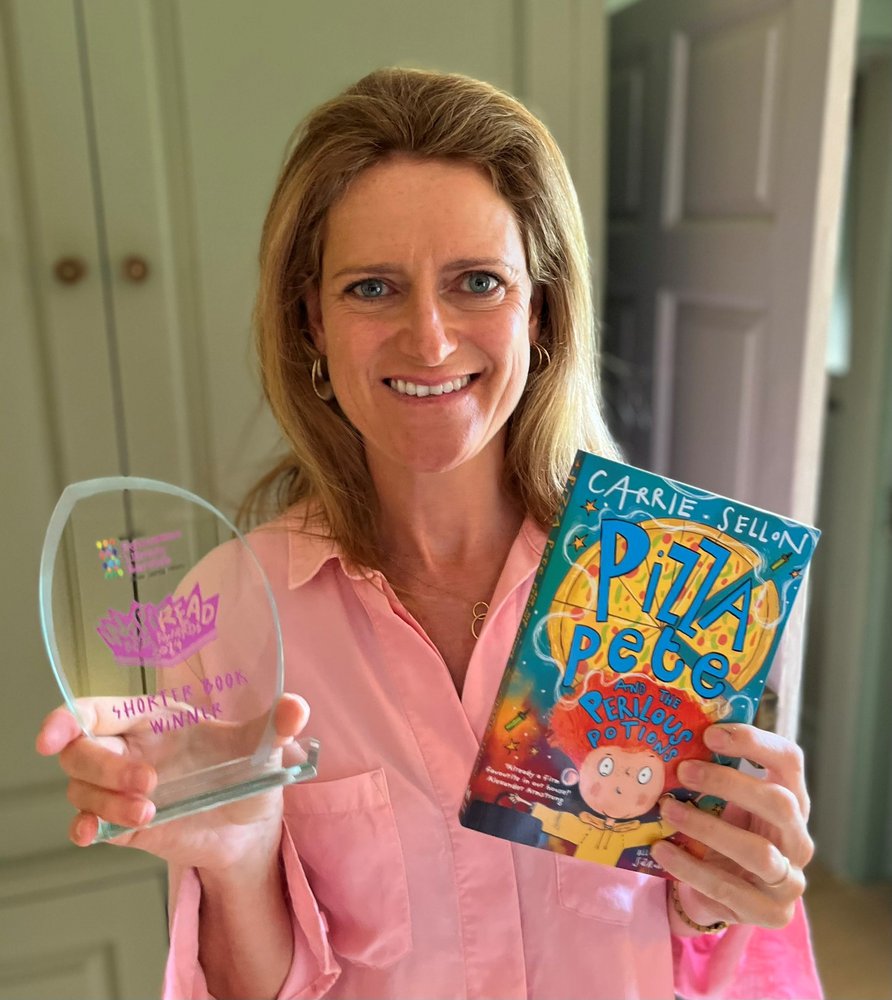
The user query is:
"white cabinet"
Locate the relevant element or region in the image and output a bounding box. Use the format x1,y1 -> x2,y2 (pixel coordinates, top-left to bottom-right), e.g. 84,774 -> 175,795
1,2 -> 605,995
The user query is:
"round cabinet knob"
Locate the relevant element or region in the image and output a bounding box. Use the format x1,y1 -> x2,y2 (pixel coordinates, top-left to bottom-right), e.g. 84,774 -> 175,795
53,257 -> 87,284
122,255 -> 150,282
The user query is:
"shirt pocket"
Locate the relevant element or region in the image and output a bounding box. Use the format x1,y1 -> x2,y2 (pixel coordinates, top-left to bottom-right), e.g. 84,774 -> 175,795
554,855 -> 637,925
284,767 -> 412,967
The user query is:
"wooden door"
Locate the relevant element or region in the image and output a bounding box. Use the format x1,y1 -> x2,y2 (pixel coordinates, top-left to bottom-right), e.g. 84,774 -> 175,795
607,0 -> 855,515
605,0 -> 857,735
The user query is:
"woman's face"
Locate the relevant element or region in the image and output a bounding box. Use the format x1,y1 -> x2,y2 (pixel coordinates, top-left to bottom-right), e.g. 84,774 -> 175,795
307,156 -> 539,477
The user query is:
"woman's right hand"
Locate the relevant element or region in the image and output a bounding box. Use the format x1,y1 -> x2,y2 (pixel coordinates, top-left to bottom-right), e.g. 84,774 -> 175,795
35,693 -> 311,875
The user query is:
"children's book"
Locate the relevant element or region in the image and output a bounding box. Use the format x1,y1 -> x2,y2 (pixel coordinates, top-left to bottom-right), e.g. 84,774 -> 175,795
460,452 -> 820,877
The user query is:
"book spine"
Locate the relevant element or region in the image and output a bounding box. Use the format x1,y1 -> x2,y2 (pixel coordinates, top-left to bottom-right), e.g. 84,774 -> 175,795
459,452 -> 584,819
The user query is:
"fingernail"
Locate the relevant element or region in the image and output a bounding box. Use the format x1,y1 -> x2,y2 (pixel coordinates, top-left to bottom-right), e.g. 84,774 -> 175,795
132,800 -> 155,827
705,726 -> 730,750
650,841 -> 672,864
679,761 -> 703,785
660,796 -> 682,819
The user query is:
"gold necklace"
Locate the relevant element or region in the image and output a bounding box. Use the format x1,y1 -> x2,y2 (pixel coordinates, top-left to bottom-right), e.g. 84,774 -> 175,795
471,601 -> 489,639
382,556 -> 490,640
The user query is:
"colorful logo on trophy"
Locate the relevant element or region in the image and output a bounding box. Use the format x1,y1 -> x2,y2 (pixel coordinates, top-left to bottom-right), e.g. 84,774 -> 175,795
96,532 -> 182,580
96,538 -> 125,579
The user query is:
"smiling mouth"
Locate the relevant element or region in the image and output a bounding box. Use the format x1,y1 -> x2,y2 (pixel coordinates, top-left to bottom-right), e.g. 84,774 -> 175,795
386,374 -> 473,398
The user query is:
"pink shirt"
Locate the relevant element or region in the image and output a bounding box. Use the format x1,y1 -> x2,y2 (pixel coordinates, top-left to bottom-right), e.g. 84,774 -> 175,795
163,515 -> 823,1000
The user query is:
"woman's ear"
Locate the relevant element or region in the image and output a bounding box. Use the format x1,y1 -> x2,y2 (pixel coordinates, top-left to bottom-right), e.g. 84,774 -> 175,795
529,285 -> 544,342
560,768 -> 580,787
305,286 -> 326,353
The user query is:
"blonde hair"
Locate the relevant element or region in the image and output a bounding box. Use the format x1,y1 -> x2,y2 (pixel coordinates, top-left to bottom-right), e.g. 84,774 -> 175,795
247,67 -> 620,570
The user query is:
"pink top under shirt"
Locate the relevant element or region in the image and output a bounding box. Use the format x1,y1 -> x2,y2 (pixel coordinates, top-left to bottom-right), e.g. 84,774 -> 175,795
163,513 -> 823,1000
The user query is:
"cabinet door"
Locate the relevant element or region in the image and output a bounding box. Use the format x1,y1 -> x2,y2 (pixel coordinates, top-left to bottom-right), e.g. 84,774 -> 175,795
0,3 -> 169,993
0,856 -> 167,1000
2,0 -> 120,484
0,0 -> 120,858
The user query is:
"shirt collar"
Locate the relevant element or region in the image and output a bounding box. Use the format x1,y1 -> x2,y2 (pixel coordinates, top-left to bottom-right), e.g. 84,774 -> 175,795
286,518 -> 370,589
286,507 -> 547,590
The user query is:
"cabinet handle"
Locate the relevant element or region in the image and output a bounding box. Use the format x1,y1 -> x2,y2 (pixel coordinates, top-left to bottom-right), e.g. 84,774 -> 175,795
123,255 -> 150,282
53,257 -> 87,284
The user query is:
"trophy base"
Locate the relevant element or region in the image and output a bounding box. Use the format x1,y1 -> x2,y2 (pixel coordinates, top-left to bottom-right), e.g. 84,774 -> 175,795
94,738 -> 320,843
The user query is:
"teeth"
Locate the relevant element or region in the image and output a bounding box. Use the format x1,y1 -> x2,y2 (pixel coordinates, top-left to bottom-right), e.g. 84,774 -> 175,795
388,374 -> 471,397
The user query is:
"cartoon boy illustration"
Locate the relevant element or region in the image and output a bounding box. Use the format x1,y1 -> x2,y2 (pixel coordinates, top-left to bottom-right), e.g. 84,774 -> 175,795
526,674 -> 710,866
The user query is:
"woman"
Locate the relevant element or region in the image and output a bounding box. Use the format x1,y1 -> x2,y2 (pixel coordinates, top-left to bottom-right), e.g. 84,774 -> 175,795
37,69 -> 820,1000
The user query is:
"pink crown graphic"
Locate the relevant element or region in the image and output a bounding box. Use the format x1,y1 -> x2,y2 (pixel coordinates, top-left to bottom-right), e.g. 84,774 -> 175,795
96,582 -> 220,668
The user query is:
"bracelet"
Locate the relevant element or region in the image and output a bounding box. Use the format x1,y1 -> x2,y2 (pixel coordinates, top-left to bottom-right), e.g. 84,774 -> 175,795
670,881 -> 728,934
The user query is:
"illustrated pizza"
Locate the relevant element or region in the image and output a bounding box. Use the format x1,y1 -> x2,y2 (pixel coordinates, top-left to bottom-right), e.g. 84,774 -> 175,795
545,517 -> 781,716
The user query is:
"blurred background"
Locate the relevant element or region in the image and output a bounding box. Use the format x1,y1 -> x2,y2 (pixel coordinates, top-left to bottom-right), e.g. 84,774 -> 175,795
1,1 -> 888,997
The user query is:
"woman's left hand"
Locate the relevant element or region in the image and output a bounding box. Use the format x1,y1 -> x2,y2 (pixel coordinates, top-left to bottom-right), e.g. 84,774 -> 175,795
650,722 -> 814,932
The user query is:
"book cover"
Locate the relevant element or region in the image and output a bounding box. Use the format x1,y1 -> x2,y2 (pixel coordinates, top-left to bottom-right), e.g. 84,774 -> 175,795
460,452 -> 820,877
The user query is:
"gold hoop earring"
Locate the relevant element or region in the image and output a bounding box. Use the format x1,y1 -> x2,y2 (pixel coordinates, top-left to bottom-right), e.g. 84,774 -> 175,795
311,357 -> 334,401
530,341 -> 551,373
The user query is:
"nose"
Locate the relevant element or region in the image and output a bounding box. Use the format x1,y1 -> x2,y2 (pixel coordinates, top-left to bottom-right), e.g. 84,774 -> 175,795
395,287 -> 455,367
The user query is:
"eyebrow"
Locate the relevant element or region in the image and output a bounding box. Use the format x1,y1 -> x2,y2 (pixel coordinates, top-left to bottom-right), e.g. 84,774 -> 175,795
330,257 -> 517,280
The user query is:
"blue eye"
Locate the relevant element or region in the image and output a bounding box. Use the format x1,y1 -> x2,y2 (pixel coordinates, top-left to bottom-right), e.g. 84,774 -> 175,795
350,278 -> 388,299
463,272 -> 500,294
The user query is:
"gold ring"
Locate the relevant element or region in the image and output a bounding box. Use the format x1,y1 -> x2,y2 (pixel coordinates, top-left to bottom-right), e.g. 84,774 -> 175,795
763,855 -> 791,888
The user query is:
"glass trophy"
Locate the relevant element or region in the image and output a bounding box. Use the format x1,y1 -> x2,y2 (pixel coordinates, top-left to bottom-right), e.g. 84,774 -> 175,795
39,477 -> 319,842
